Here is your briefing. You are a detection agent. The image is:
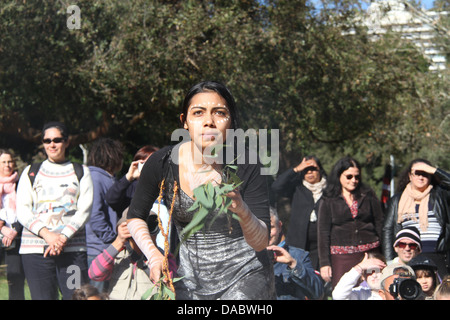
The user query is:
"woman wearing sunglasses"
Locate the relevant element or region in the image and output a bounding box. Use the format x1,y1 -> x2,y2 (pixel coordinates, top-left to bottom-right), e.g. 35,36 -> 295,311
317,156 -> 384,289
382,158 -> 450,279
16,121 -> 94,300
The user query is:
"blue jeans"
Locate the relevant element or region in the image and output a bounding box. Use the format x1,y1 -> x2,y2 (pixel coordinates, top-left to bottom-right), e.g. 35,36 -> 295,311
22,251 -> 89,300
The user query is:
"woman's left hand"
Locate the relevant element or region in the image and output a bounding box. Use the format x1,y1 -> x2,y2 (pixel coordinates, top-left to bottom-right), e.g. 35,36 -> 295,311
413,162 -> 437,175
226,189 -> 248,217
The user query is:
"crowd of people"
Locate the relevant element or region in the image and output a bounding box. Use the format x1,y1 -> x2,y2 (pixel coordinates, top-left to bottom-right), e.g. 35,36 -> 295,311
0,80 -> 449,300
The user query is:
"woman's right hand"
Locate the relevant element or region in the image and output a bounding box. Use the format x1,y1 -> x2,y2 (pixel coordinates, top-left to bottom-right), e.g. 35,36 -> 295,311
294,157 -> 317,173
320,266 -> 332,283
149,251 -> 165,284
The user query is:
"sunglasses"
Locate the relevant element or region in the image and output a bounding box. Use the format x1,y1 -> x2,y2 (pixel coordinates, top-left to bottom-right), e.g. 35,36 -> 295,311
303,166 -> 318,173
42,137 -> 67,144
411,170 -> 430,178
344,174 -> 360,180
397,242 -> 419,250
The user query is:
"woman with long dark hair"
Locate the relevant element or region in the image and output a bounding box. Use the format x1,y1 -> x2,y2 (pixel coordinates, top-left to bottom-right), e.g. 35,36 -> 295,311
127,81 -> 275,300
318,156 -> 383,288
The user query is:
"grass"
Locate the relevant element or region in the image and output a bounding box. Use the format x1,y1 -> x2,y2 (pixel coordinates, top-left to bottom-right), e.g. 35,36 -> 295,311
0,264 -> 31,300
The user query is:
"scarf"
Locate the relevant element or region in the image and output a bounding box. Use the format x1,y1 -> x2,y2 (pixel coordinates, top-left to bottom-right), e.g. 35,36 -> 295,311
303,177 -> 327,222
303,177 -> 327,203
398,182 -> 433,231
0,171 -> 18,211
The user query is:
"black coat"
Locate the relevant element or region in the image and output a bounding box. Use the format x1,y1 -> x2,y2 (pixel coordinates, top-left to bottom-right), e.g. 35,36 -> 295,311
317,189 -> 384,267
271,168 -> 321,249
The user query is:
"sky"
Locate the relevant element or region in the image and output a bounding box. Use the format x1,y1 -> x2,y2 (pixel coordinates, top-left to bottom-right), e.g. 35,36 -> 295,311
421,0 -> 435,9
363,0 -> 436,9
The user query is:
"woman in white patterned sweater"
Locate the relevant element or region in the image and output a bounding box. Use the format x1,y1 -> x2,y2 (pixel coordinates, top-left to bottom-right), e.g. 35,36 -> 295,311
16,121 -> 93,300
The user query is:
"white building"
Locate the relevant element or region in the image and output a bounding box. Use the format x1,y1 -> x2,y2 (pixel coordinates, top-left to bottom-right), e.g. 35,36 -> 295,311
360,0 -> 448,71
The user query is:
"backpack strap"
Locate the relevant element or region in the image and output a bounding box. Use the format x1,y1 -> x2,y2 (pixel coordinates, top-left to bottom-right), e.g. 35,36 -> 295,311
28,162 -> 84,186
28,162 -> 43,186
72,162 -> 84,183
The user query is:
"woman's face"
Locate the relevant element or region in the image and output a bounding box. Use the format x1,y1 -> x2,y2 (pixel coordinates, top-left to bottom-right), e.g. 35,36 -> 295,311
303,159 -> 321,184
42,127 -> 69,163
409,162 -> 431,192
182,92 -> 232,152
0,153 -> 15,178
340,166 -> 360,194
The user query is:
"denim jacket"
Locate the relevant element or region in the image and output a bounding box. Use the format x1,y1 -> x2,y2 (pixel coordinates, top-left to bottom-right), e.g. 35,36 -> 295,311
273,241 -> 324,300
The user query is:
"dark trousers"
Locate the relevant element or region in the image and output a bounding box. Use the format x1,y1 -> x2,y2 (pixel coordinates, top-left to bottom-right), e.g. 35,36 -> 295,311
22,251 -> 89,300
5,244 -> 25,300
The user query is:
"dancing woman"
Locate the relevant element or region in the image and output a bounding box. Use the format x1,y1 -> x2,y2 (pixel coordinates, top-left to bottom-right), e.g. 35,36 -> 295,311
127,81 -> 275,300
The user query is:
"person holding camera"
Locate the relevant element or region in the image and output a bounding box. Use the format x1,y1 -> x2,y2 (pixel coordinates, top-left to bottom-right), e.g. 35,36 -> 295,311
378,263 -> 423,300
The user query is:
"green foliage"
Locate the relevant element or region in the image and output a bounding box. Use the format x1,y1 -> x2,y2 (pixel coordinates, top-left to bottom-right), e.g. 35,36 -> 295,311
141,275 -> 183,300
0,0 -> 447,194
180,164 -> 243,243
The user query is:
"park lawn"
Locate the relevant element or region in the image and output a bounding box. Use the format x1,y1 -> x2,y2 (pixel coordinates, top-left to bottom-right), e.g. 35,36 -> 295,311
0,265 -> 31,300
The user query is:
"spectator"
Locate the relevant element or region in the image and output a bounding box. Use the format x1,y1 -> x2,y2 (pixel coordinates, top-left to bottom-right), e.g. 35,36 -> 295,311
267,207 -> 324,300
318,156 -> 384,288
0,149 -> 25,299
332,251 -> 386,300
85,138 -> 124,293
104,145 -> 171,250
271,156 -> 327,270
16,121 -> 93,300
378,263 -> 423,300
434,275 -> 450,300
389,226 -> 422,265
72,283 -> 109,300
383,159 -> 450,279
409,254 -> 440,300
88,210 -> 174,300
105,145 -> 159,217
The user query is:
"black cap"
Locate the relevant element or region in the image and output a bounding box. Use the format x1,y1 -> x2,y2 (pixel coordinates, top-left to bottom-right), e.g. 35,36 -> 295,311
409,254 -> 438,270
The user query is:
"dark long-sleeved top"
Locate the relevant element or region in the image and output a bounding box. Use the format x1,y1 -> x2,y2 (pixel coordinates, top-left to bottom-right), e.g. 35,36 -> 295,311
317,189 -> 384,267
105,175 -> 137,216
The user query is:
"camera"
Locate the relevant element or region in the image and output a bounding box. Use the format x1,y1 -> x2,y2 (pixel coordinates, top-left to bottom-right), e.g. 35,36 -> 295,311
389,276 -> 422,300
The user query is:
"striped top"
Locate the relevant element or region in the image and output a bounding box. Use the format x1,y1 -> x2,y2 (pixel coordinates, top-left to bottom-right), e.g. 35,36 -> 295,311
400,203 -> 441,253
16,160 -> 93,254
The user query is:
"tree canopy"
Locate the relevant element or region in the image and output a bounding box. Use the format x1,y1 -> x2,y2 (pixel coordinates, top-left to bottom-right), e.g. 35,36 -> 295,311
0,0 -> 448,195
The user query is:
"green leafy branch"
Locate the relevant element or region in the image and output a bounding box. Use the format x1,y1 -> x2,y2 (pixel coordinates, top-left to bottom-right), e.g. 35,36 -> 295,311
141,275 -> 184,300
180,163 -> 243,243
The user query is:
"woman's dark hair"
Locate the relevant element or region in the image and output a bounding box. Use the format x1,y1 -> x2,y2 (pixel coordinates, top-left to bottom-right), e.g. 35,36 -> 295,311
323,156 -> 369,199
133,145 -> 159,161
41,121 -> 69,140
180,80 -> 239,129
299,155 -> 327,181
396,158 -> 437,193
87,138 -> 124,174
